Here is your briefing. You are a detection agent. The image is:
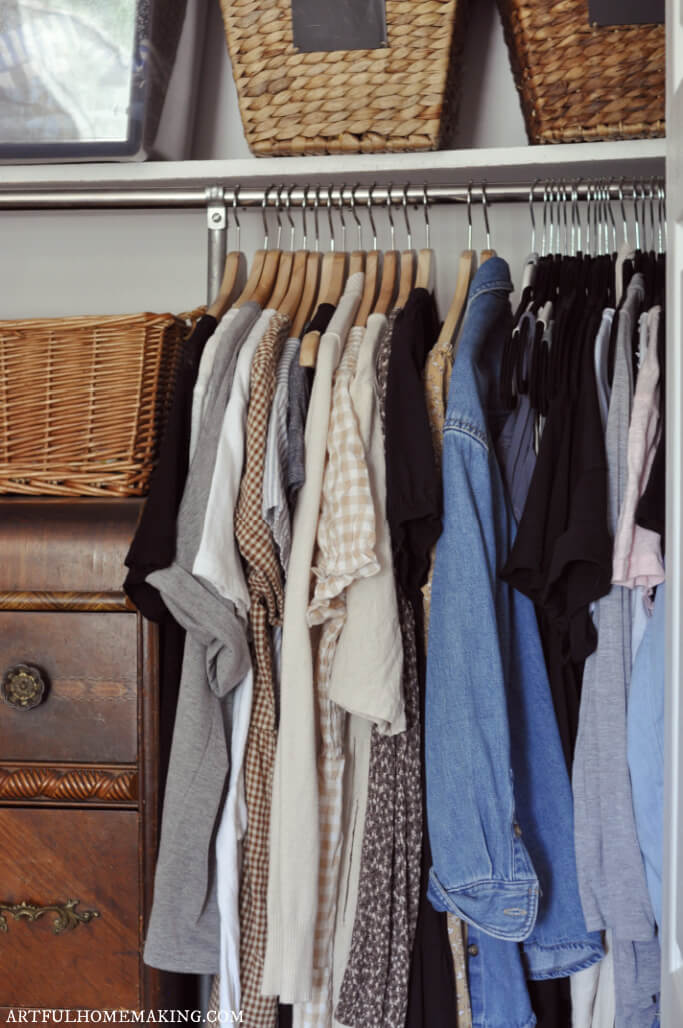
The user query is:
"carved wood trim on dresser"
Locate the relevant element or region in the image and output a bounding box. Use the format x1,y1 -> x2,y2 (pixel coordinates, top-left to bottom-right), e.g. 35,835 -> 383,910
0,499 -> 170,1012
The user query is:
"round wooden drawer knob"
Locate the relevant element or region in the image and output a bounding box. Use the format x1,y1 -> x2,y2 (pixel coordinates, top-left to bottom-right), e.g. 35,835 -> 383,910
1,664 -> 47,711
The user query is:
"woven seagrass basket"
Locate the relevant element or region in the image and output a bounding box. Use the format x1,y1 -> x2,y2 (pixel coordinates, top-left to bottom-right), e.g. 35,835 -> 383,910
0,312 -> 186,497
219,0 -> 469,156
496,0 -> 665,143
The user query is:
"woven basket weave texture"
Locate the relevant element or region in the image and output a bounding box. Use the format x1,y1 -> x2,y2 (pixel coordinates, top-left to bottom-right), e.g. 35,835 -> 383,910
220,0 -> 468,156
0,313 -> 185,497
497,0 -> 665,144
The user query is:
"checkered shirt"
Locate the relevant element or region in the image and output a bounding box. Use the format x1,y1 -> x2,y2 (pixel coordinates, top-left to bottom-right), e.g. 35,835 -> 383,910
235,311 -> 289,1028
293,325 -> 379,1028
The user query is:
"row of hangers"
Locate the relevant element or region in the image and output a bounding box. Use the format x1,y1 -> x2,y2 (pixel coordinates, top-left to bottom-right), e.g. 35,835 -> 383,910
207,183 -> 434,364
501,178 -> 667,415
204,176 -> 665,387
205,181 -> 499,368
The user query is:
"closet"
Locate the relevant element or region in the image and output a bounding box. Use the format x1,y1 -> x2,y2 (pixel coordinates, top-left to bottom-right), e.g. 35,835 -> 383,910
0,0 -> 680,1021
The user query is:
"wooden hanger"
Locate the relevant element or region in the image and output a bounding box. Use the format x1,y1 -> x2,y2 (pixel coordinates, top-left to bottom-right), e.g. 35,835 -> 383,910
415,186 -> 435,291
234,188 -> 280,308
293,252 -> 321,338
206,188 -> 247,319
354,251 -> 379,326
437,249 -> 476,346
290,187 -> 322,338
396,250 -> 415,309
299,251 -> 345,366
300,187 -> 347,367
272,189 -> 305,322
268,251 -> 293,310
353,184 -> 379,327
207,251 -> 245,319
415,248 -> 434,290
373,250 -> 398,316
280,249 -> 307,322
264,185 -> 294,309
437,185 -> 477,346
338,185 -> 364,277
394,187 -> 415,309
371,185 -> 399,316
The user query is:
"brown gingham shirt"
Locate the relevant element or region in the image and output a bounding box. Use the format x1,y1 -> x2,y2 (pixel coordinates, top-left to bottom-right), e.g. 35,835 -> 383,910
235,311 -> 289,1028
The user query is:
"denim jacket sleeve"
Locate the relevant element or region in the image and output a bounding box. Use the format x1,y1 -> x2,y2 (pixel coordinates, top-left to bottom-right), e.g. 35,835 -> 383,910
425,420 -> 539,940
425,263 -> 540,942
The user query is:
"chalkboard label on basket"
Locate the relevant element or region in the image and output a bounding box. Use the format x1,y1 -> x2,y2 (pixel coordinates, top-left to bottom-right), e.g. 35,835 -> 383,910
588,0 -> 664,25
291,0 -> 387,52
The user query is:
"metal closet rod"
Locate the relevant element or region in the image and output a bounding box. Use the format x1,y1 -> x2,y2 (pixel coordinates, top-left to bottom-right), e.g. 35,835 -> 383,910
0,180 -> 665,210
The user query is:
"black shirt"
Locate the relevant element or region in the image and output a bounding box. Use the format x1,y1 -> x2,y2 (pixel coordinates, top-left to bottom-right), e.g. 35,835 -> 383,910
124,314 -> 217,621
385,288 -> 442,608
501,297 -> 613,766
286,302 -> 335,506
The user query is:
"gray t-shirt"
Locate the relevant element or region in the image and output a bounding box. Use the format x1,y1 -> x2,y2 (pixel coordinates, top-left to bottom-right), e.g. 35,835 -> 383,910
143,302 -> 260,974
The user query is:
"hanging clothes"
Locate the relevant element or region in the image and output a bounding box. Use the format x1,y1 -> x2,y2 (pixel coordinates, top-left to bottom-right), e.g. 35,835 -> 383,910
335,308 -> 420,1028
124,312 -> 218,622
123,312 -> 218,797
425,257 -> 603,1028
500,265 -> 614,769
262,274 -> 364,1003
263,336 -> 300,573
331,311 -> 406,1027
335,308 -> 423,1028
628,581 -> 665,931
287,303 -> 336,506
204,307 -> 282,1016
293,323 -> 379,1028
192,307 -> 276,613
143,302 -> 259,973
422,306 -> 472,1028
235,309 -> 291,1028
612,304 -> 664,598
571,274 -> 660,1028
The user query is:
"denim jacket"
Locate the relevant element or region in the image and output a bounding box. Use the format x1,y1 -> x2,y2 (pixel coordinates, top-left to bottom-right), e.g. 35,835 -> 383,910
425,258 -> 603,1028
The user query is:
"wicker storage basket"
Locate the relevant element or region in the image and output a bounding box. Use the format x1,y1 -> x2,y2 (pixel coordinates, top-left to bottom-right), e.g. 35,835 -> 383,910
496,0 -> 665,144
219,0 -> 469,156
0,312 -> 186,497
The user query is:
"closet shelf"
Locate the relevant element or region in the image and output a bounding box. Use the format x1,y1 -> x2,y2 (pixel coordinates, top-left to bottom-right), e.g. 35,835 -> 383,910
0,140 -> 665,195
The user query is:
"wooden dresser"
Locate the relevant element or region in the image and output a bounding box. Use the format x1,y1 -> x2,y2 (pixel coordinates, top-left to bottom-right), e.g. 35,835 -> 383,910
0,499 -> 165,1012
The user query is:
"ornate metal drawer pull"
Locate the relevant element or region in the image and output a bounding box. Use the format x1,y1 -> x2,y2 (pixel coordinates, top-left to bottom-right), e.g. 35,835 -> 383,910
1,664 -> 47,710
0,899 -> 100,934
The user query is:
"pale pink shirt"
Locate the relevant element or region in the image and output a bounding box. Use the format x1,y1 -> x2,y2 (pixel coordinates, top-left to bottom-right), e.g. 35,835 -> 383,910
612,305 -> 665,601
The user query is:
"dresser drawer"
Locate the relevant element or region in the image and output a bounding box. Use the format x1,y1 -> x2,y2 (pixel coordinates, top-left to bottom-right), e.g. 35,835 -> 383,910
0,808 -> 140,1009
0,612 -> 137,764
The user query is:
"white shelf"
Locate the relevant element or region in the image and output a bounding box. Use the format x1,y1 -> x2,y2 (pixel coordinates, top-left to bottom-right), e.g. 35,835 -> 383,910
0,140 -> 666,192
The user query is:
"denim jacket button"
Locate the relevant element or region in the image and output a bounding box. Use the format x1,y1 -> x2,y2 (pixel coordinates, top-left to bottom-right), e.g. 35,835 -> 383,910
513,822 -> 523,837
467,943 -> 479,957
